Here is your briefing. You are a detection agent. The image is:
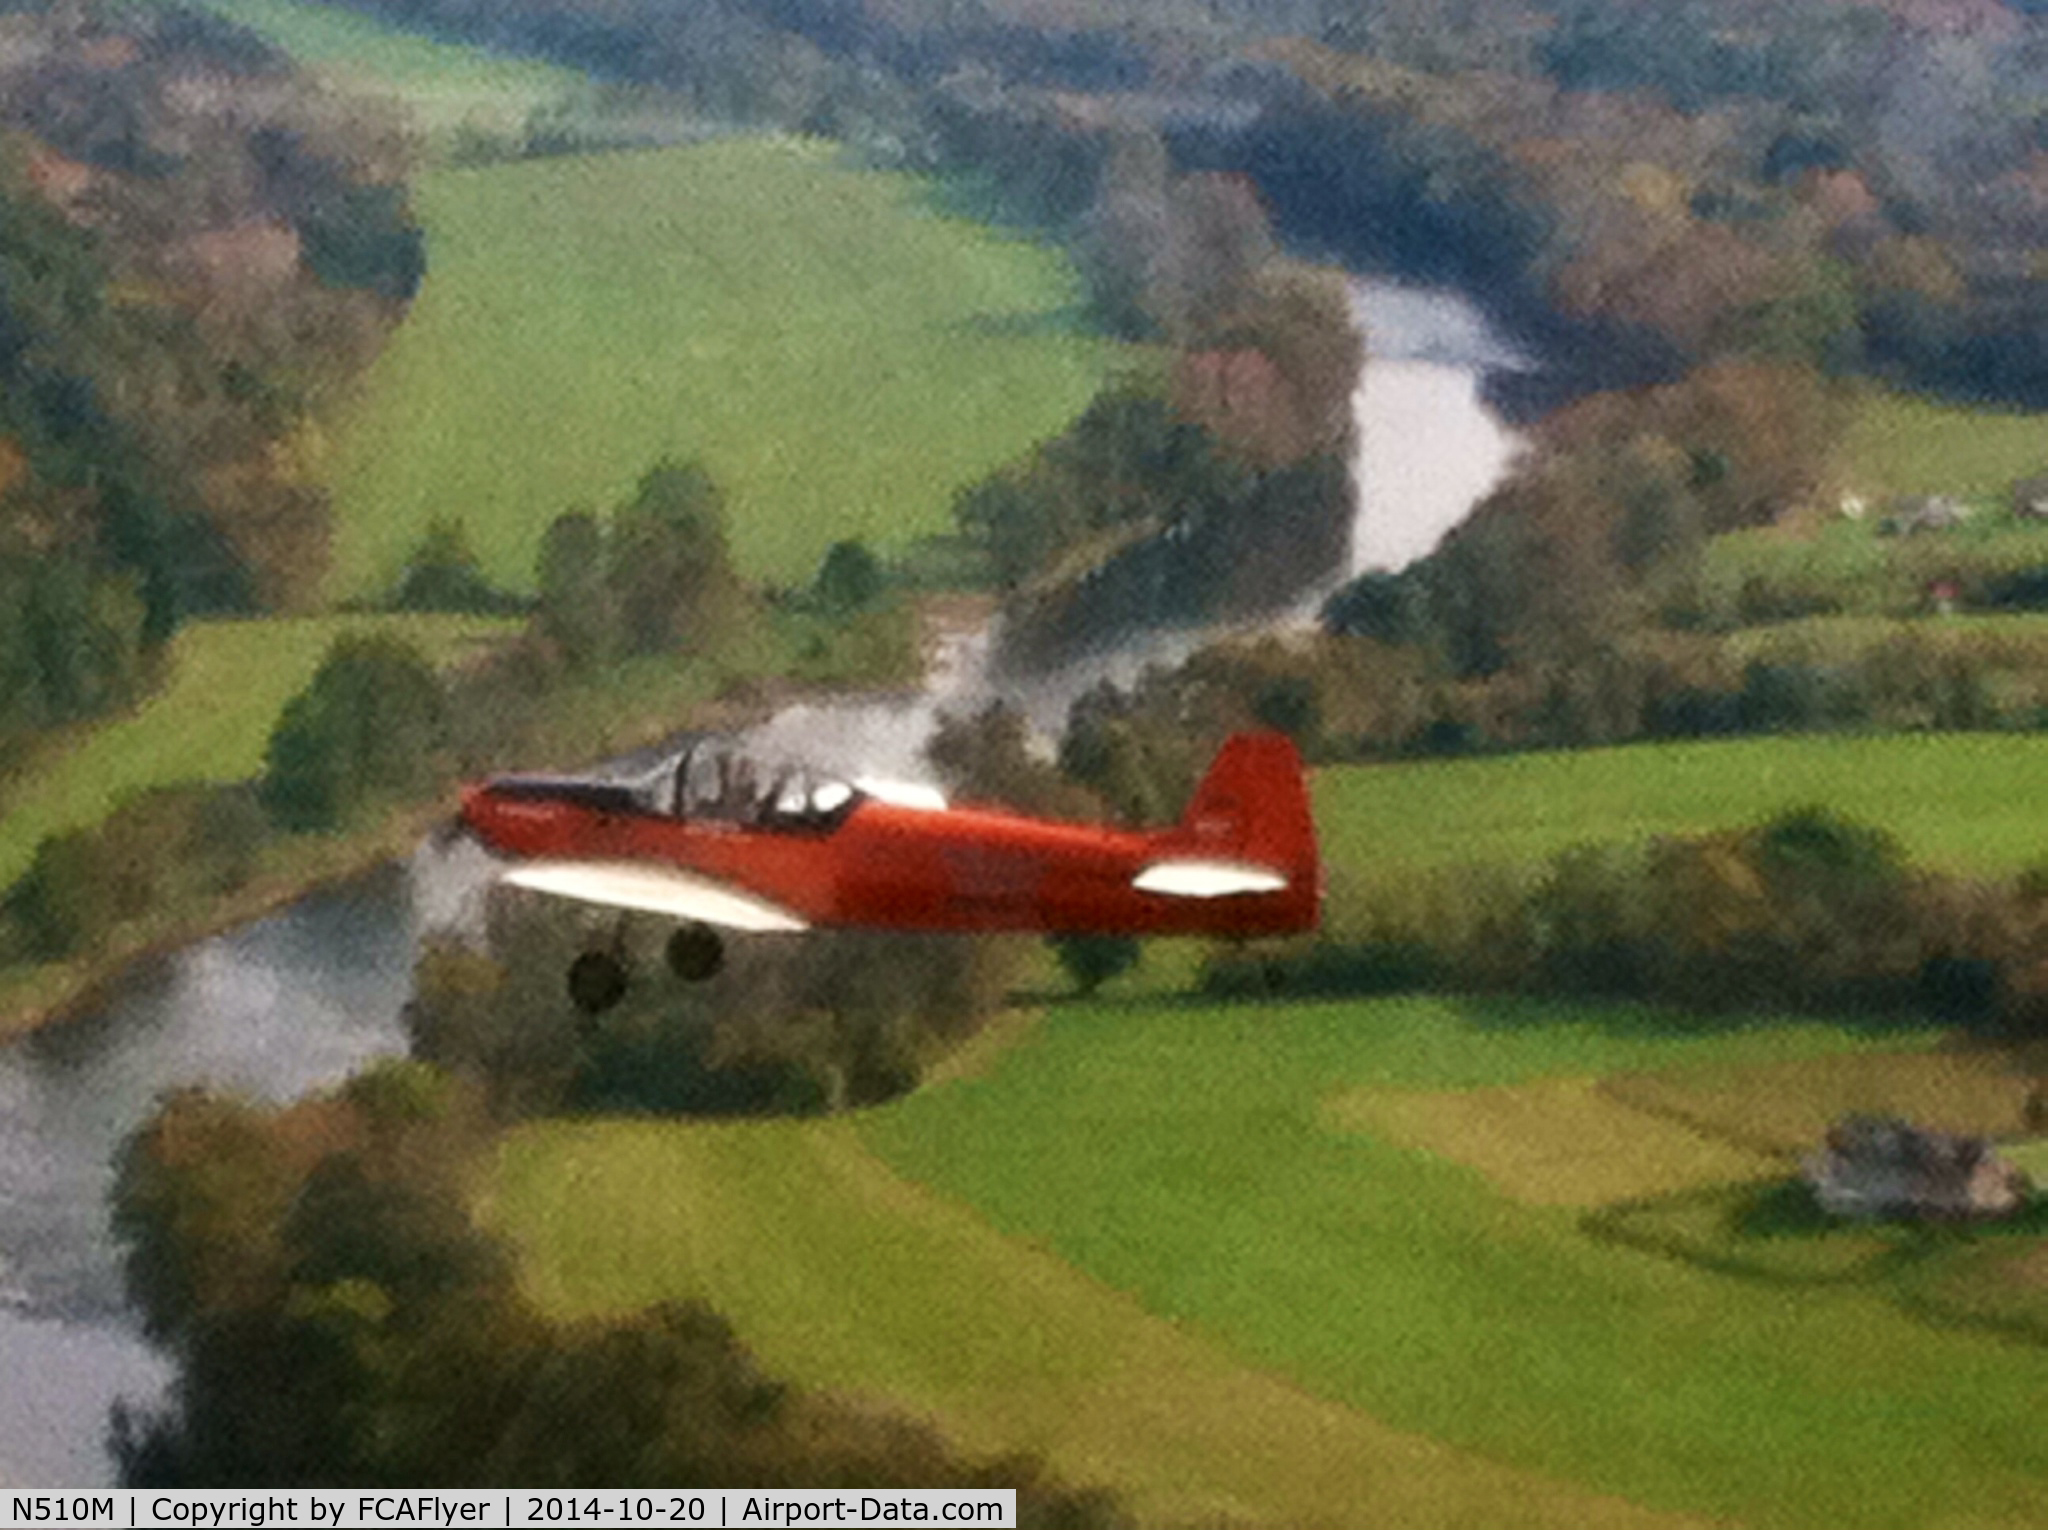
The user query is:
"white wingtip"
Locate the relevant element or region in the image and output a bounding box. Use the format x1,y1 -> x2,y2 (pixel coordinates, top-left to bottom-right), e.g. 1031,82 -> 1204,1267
1133,859 -> 1289,898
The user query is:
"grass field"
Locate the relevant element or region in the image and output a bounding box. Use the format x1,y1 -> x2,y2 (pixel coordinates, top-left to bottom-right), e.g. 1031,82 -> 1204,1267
0,614 -> 509,889
495,1118 -> 1702,1530
864,999 -> 2048,1530
1313,731 -> 2048,882
134,0 -> 588,141
1837,387 -> 2048,501
321,138 -> 1114,600
496,997 -> 2048,1529
1701,512 -> 2048,619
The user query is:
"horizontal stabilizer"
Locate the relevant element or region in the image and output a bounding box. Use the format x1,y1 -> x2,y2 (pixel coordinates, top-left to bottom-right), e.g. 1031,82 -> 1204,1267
500,860 -> 808,932
1133,859 -> 1289,899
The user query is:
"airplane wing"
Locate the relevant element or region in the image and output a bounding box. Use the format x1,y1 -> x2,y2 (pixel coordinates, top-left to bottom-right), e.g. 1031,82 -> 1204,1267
498,860 -> 809,932
1132,859 -> 1289,898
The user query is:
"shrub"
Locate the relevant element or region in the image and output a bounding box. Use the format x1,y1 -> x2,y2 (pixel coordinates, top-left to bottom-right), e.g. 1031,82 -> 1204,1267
187,787 -> 271,894
605,460 -> 743,658
389,520 -> 524,616
1532,844 -> 1655,995
1976,566 -> 2048,612
260,636 -> 448,832
535,511 -> 609,667
1321,570 -> 1431,645
408,895 -> 1025,1118
8,829 -> 115,960
811,539 -> 885,616
1051,934 -> 1140,995
1205,938 -> 1439,999
1251,672 -> 1322,748
1739,661 -> 1866,733
1,785 -> 282,960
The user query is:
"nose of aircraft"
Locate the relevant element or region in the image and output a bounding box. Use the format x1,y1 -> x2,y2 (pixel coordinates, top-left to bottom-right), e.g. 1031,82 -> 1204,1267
457,781 -> 495,842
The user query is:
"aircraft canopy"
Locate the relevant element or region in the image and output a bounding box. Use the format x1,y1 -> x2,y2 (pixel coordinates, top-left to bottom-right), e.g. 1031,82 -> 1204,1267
623,743 -> 860,831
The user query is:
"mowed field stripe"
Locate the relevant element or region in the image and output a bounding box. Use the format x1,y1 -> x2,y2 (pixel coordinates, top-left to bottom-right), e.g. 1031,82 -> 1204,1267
1324,1077 -> 1778,1206
493,1118 -> 1709,1530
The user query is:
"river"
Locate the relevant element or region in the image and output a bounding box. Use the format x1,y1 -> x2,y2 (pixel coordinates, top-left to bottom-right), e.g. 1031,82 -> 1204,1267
0,279 -> 1525,1486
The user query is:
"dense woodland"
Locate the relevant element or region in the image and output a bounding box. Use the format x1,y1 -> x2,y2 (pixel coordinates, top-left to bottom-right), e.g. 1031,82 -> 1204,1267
0,2 -> 422,754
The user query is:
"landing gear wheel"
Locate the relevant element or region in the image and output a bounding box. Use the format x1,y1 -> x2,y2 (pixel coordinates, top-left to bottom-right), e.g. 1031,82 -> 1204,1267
567,950 -> 630,1014
666,922 -> 725,983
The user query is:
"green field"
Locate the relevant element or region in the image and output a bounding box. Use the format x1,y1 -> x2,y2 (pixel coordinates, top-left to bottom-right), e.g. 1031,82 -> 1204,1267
1701,382 -> 2048,621
0,614 -> 509,888
860,1001 -> 2046,1529
1725,611 -> 2048,666
496,998 -> 2048,1529
321,138 -> 1114,599
1603,1043 -> 2041,1154
1313,731 -> 2048,883
1700,512 -> 2048,619
135,0 -> 588,140
495,1105 -> 1697,1530
1838,387 -> 2048,501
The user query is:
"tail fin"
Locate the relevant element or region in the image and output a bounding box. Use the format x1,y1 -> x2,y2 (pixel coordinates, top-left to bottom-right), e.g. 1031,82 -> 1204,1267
1174,731 -> 1319,881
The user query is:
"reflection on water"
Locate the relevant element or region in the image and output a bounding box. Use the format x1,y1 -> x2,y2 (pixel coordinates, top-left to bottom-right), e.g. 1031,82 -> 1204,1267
1350,358 -> 1520,572
0,867 -> 423,1485
1348,281 -> 1525,575
0,1310 -> 169,1488
0,275 -> 1536,1488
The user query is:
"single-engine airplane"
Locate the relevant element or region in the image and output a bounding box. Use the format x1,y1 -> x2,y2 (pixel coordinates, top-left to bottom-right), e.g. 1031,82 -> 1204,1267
457,729 -> 1319,1012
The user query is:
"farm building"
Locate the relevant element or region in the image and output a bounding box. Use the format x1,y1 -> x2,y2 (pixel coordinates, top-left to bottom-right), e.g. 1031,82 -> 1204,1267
1881,495 -> 1970,535
1802,1114 -> 2031,1220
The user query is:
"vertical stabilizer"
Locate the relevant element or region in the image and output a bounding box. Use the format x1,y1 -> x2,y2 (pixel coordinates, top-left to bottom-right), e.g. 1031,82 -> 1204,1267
1170,731 -> 1319,892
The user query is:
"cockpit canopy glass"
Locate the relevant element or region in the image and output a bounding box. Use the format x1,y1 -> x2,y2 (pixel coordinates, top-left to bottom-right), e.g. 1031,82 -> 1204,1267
626,743 -> 860,831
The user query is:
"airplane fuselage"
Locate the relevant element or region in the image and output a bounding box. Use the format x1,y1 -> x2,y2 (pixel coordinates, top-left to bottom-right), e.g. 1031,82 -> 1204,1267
460,780 -> 1319,940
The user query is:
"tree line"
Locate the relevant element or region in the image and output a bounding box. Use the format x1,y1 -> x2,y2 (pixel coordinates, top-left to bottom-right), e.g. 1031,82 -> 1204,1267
409,908 -> 1023,1119
1208,806 -> 2048,1041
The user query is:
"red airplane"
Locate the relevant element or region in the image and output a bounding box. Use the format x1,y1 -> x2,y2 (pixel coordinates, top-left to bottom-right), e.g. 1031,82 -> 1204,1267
458,729 -> 1319,1011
